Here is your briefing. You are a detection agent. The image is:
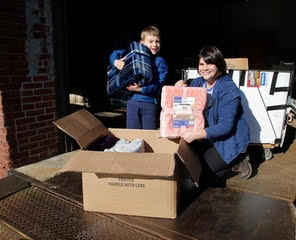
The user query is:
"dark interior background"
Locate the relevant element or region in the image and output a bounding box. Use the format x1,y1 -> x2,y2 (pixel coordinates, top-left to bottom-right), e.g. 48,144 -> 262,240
63,0 -> 296,113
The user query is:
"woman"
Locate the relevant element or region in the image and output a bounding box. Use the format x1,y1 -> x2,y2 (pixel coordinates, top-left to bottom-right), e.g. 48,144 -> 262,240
176,46 -> 252,182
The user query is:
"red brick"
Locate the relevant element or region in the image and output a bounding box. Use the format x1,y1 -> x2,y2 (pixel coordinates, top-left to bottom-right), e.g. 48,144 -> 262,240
29,122 -> 46,130
13,111 -> 25,119
23,104 -> 35,110
30,134 -> 46,142
19,142 -> 38,152
48,131 -> 58,138
37,114 -> 53,122
22,90 -> 33,96
38,126 -> 54,134
15,117 -> 35,125
39,138 -> 56,146
42,95 -> 55,101
46,107 -> 56,113
13,151 -> 29,159
29,155 -> 40,163
40,152 -> 50,159
18,138 -> 29,145
34,88 -> 51,95
17,130 -> 36,139
17,125 -> 27,132
26,109 -> 44,117
35,101 -> 52,108
23,82 -> 42,89
22,96 -> 42,103
33,75 -> 48,81
30,146 -> 47,155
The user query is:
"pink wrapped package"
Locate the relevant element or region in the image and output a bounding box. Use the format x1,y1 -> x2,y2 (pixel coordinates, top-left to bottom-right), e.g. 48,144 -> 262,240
160,86 -> 207,138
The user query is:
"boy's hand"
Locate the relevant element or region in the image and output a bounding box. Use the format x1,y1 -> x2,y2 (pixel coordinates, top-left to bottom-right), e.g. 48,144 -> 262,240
114,57 -> 126,70
175,79 -> 187,87
126,82 -> 142,92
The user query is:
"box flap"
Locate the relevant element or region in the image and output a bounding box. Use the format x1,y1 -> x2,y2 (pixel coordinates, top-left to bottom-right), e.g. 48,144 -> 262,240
176,138 -> 202,187
53,109 -> 108,149
60,150 -> 176,179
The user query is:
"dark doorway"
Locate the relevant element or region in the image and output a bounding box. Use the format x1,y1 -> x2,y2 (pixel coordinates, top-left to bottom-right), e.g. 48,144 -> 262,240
54,1 -> 296,115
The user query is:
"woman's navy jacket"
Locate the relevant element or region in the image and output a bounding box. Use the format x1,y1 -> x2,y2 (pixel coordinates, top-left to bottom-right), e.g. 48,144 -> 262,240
190,74 -> 250,164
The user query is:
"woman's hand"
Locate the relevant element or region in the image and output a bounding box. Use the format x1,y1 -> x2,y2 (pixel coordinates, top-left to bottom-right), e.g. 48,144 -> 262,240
181,129 -> 207,143
114,57 -> 126,70
126,82 -> 142,92
175,79 -> 187,87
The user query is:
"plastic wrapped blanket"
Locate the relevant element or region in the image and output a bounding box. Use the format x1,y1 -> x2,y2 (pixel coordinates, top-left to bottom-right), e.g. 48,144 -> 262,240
160,86 -> 207,138
107,42 -> 153,96
104,138 -> 145,153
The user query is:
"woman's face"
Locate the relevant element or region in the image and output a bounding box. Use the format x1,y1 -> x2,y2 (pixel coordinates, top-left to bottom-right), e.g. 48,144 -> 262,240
198,57 -> 218,82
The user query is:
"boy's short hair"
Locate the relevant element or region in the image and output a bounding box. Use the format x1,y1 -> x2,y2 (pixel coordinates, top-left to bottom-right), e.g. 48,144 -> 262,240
141,26 -> 160,40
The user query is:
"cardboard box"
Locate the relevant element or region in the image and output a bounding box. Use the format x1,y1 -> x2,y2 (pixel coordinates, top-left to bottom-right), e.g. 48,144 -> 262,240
53,109 -> 201,219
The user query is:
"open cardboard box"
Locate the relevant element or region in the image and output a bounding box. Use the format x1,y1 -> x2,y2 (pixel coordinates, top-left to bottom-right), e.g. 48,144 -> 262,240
53,109 -> 201,219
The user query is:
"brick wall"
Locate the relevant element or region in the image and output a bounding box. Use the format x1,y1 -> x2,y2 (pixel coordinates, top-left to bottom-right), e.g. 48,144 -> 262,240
0,0 -> 59,178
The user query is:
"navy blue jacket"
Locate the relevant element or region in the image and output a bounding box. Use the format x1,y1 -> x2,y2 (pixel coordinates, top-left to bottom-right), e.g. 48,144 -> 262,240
109,49 -> 168,104
190,75 -> 250,164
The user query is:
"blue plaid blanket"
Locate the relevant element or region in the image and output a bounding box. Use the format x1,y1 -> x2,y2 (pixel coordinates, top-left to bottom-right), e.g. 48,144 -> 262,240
107,42 -> 153,96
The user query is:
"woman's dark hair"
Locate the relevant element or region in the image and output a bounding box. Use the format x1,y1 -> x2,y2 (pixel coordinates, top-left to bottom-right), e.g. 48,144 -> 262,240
197,45 -> 227,77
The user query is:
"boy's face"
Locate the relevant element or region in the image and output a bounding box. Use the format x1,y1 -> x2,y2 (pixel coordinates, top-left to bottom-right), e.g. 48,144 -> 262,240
141,34 -> 160,55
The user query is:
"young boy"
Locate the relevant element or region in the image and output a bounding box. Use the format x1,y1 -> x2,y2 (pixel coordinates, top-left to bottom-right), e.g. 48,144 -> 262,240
109,26 -> 168,129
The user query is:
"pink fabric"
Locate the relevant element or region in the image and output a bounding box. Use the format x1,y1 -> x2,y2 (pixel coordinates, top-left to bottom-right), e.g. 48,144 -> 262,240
160,86 -> 207,138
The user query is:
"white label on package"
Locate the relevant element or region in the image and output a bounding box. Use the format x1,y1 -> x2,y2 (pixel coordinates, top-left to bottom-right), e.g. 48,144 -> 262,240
172,96 -> 195,128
